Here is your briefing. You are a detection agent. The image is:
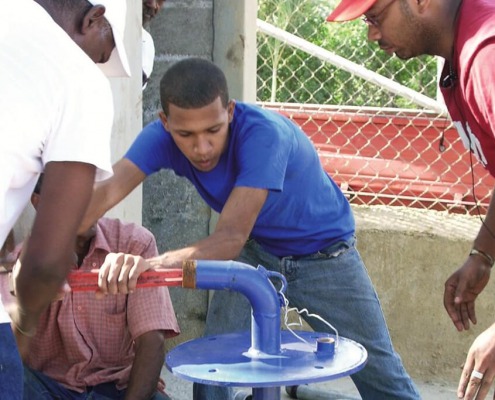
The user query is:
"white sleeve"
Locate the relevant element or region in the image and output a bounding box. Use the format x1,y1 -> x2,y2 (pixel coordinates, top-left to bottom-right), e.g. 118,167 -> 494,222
42,68 -> 114,182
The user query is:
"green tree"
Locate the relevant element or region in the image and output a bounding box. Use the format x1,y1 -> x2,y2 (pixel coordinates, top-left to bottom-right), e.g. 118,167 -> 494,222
257,0 -> 438,108
258,0 -> 330,102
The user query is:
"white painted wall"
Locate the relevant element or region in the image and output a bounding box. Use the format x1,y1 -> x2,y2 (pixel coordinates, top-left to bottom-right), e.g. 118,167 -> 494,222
104,0 -> 142,225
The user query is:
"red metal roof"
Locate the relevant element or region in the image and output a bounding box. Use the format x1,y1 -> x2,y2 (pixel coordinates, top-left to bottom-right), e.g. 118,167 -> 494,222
264,103 -> 494,215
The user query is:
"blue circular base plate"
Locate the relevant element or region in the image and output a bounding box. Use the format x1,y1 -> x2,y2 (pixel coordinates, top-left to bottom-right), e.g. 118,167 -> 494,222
166,330 -> 367,387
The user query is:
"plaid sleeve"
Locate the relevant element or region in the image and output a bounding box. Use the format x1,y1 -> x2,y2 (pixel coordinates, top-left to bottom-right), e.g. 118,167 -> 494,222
127,286 -> 180,340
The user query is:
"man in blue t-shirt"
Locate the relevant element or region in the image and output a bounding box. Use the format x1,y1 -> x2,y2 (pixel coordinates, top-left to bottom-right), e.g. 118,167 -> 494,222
82,58 -> 420,400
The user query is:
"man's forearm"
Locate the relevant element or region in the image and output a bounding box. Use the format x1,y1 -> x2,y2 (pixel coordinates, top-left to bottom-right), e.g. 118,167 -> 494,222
473,187 -> 495,257
14,251 -> 74,334
147,186 -> 266,269
125,330 -> 166,400
147,229 -> 246,269
14,162 -> 96,334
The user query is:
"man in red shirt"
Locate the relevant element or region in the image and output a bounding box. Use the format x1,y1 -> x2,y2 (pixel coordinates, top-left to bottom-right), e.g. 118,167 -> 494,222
327,0 -> 495,398
2,175 -> 180,400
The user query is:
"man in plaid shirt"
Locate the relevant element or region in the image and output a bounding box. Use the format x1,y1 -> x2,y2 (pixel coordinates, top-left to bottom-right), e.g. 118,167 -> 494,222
1,175 -> 180,400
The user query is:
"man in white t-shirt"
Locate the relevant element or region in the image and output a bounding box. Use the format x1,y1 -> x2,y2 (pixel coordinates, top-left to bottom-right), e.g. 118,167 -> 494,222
0,0 -> 130,397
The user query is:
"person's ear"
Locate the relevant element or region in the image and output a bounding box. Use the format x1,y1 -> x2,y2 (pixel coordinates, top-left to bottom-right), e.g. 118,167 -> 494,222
30,193 -> 40,210
158,111 -> 169,131
80,5 -> 106,34
416,0 -> 430,14
227,100 -> 236,123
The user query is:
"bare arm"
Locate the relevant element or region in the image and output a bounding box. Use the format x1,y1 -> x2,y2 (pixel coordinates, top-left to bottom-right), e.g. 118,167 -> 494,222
473,189 -> 495,255
124,330 -> 166,400
149,186 -> 269,267
12,161 -> 96,354
444,186 -> 495,331
79,158 -> 146,234
98,186 -> 269,294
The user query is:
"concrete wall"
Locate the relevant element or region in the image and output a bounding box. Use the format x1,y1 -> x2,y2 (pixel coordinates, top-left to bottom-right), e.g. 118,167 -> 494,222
354,206 -> 495,384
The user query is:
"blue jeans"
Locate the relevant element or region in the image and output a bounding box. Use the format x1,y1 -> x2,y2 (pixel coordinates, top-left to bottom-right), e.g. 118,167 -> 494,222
0,322 -> 23,399
23,366 -> 172,400
193,238 -> 420,400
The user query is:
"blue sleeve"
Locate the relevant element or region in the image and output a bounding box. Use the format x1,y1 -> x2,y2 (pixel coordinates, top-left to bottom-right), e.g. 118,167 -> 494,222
124,120 -> 172,176
233,107 -> 294,192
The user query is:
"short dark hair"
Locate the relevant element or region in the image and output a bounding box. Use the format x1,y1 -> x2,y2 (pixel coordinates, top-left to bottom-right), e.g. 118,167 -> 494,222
159,58 -> 229,116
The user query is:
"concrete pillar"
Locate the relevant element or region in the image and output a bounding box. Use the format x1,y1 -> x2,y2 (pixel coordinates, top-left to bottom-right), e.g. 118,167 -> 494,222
213,0 -> 257,102
105,0 -> 142,224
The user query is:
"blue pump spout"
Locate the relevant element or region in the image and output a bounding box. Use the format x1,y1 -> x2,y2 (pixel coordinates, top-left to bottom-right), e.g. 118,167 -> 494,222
183,260 -> 281,356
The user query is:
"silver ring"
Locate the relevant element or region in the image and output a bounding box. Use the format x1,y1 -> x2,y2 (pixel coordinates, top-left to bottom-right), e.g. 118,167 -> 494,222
471,370 -> 484,380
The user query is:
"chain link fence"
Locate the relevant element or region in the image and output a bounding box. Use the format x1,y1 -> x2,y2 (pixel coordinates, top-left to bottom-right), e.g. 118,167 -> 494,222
256,0 -> 494,215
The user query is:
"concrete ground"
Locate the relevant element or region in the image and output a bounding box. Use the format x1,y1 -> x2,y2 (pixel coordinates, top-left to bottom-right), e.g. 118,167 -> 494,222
161,366 -> 471,399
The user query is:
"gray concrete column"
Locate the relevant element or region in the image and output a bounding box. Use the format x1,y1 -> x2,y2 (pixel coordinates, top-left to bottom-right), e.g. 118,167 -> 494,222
213,0 -> 257,102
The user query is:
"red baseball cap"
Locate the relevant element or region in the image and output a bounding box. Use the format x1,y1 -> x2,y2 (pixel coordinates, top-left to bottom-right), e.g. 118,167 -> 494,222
326,0 -> 378,22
